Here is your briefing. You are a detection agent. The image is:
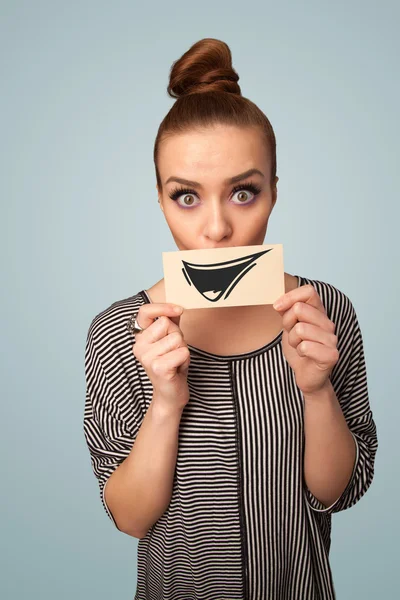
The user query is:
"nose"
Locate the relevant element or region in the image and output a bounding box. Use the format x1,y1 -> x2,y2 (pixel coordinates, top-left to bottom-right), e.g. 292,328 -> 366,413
203,200 -> 232,243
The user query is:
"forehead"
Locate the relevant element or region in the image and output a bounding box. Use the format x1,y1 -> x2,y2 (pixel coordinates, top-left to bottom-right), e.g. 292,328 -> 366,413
159,125 -> 269,183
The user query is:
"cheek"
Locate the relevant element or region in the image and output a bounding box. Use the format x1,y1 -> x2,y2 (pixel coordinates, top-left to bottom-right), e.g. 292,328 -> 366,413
239,203 -> 271,229
163,209 -> 199,243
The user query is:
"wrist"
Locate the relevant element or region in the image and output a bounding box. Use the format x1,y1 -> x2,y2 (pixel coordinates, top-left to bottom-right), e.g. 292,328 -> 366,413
151,396 -> 185,422
302,380 -> 334,403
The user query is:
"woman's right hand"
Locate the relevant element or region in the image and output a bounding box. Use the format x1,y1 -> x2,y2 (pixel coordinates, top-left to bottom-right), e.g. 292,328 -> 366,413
132,304 -> 191,412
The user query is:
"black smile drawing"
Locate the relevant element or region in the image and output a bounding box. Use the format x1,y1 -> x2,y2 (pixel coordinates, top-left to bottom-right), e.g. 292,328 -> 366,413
181,249 -> 272,303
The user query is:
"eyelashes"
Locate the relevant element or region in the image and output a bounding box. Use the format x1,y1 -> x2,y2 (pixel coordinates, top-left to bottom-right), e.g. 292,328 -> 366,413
168,181 -> 262,207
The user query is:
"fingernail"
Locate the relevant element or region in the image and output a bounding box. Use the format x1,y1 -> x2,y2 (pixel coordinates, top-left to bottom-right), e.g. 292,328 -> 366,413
173,306 -> 183,314
273,299 -> 283,310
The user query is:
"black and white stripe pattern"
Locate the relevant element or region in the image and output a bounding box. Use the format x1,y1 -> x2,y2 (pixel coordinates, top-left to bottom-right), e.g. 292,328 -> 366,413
83,275 -> 378,600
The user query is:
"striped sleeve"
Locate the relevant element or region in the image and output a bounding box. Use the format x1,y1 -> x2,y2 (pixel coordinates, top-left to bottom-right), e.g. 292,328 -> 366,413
83,320 -> 142,530
304,293 -> 378,515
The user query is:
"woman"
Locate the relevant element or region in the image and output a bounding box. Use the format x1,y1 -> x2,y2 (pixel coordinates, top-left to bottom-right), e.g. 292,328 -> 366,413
83,38 -> 378,600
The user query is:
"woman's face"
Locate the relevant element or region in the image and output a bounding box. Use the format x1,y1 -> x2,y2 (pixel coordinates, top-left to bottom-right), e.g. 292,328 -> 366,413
156,125 -> 278,251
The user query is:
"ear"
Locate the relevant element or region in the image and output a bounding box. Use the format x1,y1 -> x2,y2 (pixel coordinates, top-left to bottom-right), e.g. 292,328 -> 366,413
157,184 -> 164,212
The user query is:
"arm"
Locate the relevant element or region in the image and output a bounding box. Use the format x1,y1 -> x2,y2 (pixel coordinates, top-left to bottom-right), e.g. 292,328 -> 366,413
83,321 -> 183,537
303,297 -> 378,514
104,397 -> 183,538
303,380 -> 358,508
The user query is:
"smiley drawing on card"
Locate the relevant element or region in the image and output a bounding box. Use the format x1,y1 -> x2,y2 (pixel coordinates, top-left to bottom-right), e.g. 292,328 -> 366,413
162,243 -> 285,309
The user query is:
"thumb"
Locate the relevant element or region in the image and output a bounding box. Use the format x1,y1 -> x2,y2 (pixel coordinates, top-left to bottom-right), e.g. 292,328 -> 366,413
169,313 -> 182,328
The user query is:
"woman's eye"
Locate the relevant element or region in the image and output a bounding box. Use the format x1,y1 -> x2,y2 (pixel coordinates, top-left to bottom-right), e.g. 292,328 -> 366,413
177,194 -> 200,208
231,189 -> 254,204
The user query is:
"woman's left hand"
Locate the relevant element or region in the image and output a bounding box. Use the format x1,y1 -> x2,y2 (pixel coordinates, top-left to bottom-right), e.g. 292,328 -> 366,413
273,284 -> 339,396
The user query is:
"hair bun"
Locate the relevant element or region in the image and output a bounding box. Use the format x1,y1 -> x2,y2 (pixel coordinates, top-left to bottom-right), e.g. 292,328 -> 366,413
167,38 -> 241,99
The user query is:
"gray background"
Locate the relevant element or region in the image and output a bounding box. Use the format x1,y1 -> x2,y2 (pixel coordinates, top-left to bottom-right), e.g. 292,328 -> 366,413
1,0 -> 398,598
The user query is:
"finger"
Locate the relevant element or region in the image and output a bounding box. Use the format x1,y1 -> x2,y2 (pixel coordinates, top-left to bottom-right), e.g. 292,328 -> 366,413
274,284 -> 326,314
178,351 -> 191,375
136,303 -> 184,330
282,302 -> 336,334
141,314 -> 183,345
288,322 -> 338,350
145,330 -> 186,362
297,340 -> 339,367
151,346 -> 190,378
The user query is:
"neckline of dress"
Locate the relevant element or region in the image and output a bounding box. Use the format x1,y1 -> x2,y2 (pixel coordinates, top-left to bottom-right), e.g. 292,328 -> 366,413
139,275 -> 303,361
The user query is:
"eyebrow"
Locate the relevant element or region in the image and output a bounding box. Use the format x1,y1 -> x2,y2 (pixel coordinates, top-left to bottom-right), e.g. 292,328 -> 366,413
165,168 -> 265,189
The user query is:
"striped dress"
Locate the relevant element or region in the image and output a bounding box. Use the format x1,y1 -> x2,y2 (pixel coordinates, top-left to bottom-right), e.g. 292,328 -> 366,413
83,275 -> 378,600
